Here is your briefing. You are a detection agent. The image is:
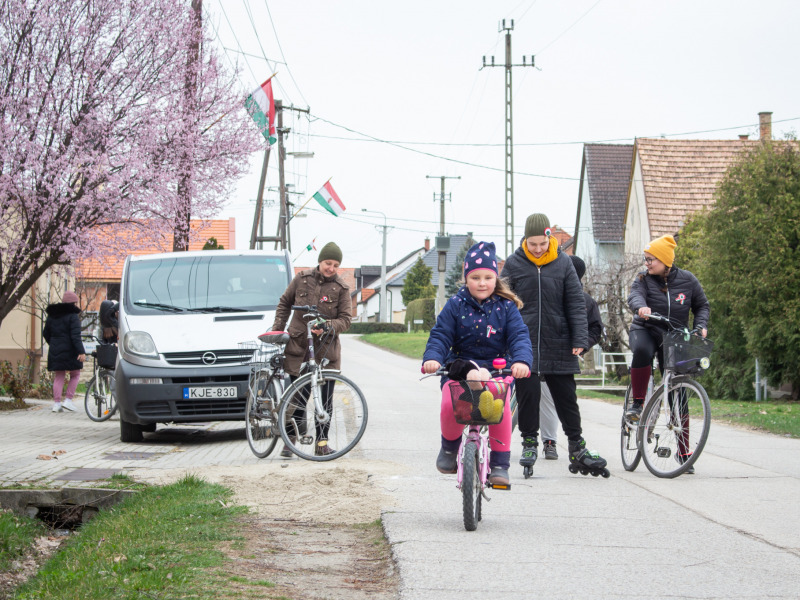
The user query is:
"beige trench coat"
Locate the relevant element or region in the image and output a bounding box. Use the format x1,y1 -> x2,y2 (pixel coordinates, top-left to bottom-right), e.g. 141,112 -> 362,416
271,267 -> 352,376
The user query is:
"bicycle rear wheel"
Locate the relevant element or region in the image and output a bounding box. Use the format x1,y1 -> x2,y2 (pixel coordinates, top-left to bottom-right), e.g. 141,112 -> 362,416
461,441 -> 481,531
84,370 -> 116,422
245,370 -> 281,458
620,385 -> 641,471
638,377 -> 710,478
278,371 -> 368,461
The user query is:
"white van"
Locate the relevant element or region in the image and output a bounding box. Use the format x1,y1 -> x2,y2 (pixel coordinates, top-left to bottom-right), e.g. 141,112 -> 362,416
115,249 -> 292,442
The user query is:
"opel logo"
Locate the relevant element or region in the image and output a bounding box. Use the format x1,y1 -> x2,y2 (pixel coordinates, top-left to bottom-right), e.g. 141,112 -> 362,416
202,352 -> 217,365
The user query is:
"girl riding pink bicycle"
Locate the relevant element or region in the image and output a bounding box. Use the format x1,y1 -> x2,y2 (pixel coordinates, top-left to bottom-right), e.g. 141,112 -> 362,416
422,241 -> 532,486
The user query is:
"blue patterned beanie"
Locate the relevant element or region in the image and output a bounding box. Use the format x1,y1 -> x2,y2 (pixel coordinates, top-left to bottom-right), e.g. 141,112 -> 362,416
463,241 -> 498,276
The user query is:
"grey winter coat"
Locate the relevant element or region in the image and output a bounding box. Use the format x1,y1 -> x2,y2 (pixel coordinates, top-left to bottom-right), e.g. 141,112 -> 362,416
502,246 -> 588,374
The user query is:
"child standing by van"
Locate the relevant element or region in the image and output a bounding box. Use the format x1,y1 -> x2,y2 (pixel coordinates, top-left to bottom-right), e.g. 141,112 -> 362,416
422,242 -> 532,485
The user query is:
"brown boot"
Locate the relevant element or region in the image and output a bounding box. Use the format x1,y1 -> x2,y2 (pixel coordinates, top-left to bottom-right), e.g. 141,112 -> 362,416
314,442 -> 336,457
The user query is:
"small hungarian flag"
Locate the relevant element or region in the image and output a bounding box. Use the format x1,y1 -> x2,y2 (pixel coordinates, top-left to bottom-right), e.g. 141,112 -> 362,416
306,238 -> 317,252
313,181 -> 346,217
244,77 -> 277,145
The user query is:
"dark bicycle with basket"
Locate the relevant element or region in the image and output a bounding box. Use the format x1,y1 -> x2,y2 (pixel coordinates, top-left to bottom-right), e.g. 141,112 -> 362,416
621,312 -> 714,478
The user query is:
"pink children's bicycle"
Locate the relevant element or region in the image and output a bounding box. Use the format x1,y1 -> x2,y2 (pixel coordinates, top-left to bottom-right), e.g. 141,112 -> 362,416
422,358 -> 515,531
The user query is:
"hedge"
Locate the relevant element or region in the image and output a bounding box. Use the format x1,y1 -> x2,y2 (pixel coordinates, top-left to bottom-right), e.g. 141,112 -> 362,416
348,322 -> 406,334
405,297 -> 436,332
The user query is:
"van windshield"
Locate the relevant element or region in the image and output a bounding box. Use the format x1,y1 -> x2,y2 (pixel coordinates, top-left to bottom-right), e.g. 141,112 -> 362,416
124,255 -> 289,314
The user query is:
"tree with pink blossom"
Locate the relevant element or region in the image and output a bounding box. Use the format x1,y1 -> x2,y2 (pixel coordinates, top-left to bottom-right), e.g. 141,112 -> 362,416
0,0 -> 261,325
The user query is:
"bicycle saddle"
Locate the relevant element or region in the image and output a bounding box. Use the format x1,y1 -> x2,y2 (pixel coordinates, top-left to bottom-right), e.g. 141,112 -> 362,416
258,331 -> 290,345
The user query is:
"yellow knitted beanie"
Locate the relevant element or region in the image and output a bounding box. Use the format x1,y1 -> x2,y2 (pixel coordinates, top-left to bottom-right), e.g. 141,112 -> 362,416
644,235 -> 677,267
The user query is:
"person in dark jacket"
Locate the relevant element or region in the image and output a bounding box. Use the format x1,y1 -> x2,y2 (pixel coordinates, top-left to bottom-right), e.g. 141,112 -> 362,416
538,255 -> 604,460
271,242 -> 352,457
99,299 -> 119,344
423,241 -> 532,486
43,291 -> 86,413
626,235 -> 710,423
502,214 -> 608,475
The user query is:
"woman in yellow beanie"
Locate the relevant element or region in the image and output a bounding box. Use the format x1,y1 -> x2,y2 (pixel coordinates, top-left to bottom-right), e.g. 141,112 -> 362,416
626,234 -> 710,471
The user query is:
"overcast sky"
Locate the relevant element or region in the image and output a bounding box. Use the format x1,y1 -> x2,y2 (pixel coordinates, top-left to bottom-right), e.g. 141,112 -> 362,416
205,0 -> 800,268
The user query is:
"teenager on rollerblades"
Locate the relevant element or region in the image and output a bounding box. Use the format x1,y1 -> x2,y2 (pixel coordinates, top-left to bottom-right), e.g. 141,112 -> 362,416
502,213 -> 609,479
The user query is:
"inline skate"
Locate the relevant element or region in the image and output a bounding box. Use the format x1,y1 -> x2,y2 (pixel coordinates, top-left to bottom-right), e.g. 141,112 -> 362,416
519,436 -> 538,479
568,438 -> 610,478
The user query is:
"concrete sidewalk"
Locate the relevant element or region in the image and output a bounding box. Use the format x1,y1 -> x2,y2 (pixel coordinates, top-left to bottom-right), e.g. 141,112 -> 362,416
2,336 -> 799,599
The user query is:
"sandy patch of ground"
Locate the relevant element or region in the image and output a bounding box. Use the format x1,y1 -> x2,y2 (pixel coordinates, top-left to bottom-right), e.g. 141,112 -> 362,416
127,458 -> 403,599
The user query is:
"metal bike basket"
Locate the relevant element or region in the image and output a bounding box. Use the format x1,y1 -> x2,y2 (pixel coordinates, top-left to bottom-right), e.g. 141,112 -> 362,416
238,341 -> 280,370
447,378 -> 511,425
662,331 -> 714,374
95,343 -> 118,369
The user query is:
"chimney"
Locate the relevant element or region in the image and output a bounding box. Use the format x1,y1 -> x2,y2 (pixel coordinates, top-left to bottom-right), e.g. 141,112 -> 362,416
758,111 -> 772,141
424,237 -> 430,251
738,134 -> 749,141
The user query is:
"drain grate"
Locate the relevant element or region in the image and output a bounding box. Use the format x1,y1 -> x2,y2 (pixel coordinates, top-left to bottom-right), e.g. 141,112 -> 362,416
104,452 -> 159,460
55,468 -> 120,481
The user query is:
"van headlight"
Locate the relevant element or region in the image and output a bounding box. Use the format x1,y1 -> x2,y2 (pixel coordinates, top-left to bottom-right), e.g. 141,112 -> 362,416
123,331 -> 159,358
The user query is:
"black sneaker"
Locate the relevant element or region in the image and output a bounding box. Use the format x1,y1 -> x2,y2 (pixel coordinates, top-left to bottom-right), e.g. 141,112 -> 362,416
488,466 -> 509,486
543,440 -> 558,460
625,400 -> 644,422
436,447 -> 457,474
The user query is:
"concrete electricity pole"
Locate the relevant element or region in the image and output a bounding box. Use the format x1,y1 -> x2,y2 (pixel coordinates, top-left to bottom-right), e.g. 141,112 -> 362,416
481,19 -> 535,258
361,209 -> 390,323
426,175 -> 460,314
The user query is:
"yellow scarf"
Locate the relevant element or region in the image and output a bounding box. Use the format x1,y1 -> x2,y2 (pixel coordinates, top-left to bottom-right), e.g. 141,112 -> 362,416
522,236 -> 559,266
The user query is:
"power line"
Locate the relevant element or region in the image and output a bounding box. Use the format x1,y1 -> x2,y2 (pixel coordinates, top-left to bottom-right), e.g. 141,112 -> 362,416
216,1 -> 260,85
262,0 -> 309,106
535,0 -> 604,56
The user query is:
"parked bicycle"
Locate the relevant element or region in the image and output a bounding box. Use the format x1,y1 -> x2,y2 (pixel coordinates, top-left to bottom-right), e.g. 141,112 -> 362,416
83,335 -> 118,422
620,313 -> 713,478
422,358 -> 514,531
241,305 -> 368,461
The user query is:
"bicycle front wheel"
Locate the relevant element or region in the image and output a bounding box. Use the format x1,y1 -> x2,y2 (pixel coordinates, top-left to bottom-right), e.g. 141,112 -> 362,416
278,371 -> 368,461
638,377 -> 710,478
509,389 -> 518,433
245,370 -> 282,459
620,385 -> 641,472
84,370 -> 116,422
461,441 -> 481,532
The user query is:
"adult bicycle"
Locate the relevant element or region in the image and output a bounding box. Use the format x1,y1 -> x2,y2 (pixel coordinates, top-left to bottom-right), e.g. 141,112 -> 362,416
241,305 -> 369,461
422,358 -> 514,532
622,313 -> 713,478
83,336 -> 118,422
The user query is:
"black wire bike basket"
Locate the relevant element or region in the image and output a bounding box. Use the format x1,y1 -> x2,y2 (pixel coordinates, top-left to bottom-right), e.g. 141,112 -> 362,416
446,378 -> 513,425
95,343 -> 118,370
662,331 -> 714,374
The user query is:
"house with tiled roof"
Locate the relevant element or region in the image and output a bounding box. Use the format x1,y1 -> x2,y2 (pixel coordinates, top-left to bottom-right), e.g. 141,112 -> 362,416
623,112 -> 777,256
574,144 -> 634,267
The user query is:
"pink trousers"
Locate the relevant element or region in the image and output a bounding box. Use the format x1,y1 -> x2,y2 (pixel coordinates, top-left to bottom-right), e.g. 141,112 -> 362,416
52,370 -> 81,402
440,384 -> 512,452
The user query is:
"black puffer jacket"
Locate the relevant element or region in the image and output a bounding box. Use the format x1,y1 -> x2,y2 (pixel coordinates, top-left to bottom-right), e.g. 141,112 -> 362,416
43,303 -> 86,371
628,266 -> 710,338
502,247 -> 588,374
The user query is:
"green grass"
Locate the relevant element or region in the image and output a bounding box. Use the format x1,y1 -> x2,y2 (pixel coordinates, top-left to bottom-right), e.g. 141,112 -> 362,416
13,474 -> 250,600
360,331 -> 428,359
0,510 -> 47,570
361,332 -> 800,438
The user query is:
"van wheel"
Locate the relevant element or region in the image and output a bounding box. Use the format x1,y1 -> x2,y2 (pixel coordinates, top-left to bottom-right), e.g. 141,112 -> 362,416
120,418 -> 144,443
141,422 -> 157,433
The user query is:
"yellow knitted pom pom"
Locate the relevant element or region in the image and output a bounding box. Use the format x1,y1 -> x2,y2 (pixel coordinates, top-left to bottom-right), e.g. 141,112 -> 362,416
478,390 -> 495,419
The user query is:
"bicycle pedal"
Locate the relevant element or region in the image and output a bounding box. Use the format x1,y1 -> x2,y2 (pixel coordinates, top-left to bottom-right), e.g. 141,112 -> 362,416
657,447 -> 671,458
487,482 -> 511,490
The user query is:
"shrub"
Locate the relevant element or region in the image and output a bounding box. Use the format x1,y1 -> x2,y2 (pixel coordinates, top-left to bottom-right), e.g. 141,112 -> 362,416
348,322 -> 406,334
405,298 -> 436,331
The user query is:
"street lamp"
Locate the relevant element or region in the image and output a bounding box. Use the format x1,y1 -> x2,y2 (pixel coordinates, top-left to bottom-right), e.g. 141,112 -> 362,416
361,209 -> 389,323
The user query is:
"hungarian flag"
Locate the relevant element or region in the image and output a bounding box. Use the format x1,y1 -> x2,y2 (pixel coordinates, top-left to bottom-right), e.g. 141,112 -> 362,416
244,78 -> 277,145
306,238 -> 317,252
313,181 -> 346,217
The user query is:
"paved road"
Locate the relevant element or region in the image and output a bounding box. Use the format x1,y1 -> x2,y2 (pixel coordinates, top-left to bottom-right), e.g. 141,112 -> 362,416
1,336 -> 799,599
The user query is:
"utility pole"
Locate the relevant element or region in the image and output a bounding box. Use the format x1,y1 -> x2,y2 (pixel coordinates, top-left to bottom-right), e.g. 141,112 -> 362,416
361,209 -> 390,323
250,101 -> 310,250
481,19 -> 535,258
426,175 -> 460,314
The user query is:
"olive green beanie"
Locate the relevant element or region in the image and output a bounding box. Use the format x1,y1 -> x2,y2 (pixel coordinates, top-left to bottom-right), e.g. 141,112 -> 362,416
318,242 -> 343,264
524,213 -> 551,238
